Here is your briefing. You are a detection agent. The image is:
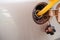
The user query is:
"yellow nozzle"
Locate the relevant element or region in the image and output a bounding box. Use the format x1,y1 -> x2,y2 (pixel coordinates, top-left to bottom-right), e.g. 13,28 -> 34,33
37,0 -> 60,16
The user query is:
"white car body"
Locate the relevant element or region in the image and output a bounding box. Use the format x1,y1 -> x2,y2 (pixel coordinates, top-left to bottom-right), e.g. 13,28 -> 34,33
0,0 -> 60,40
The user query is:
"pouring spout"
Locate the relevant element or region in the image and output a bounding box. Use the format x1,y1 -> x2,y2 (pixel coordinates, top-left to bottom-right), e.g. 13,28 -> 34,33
37,0 -> 60,16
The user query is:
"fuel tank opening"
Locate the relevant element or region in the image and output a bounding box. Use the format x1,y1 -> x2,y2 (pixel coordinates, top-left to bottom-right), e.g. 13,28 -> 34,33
32,2 -> 50,25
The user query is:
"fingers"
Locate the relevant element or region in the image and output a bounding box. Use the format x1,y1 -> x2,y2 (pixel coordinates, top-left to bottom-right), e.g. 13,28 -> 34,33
56,3 -> 60,24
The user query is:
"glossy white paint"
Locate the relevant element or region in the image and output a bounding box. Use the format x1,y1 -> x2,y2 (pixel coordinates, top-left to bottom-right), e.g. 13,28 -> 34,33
0,0 -> 60,40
